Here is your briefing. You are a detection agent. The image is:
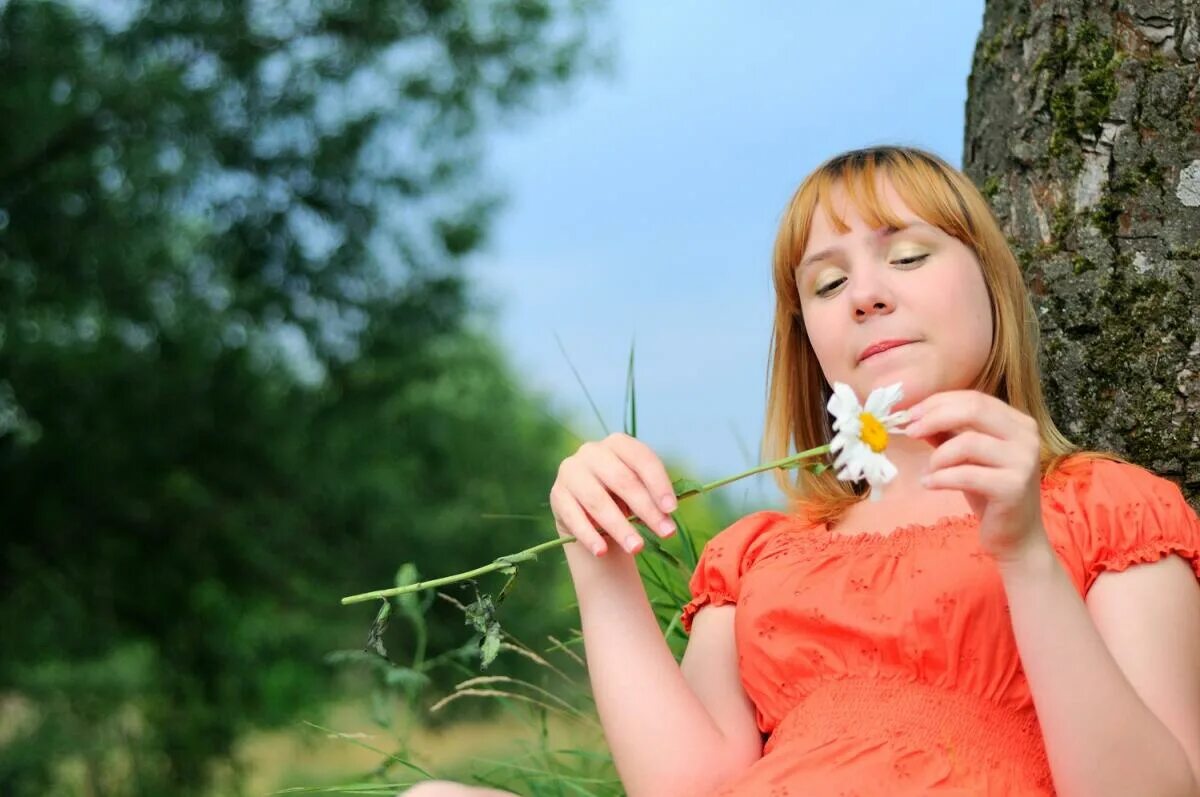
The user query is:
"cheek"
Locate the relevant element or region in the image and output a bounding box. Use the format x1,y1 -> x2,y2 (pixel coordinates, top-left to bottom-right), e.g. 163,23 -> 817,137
800,313 -> 844,378
802,309 -> 838,354
945,272 -> 994,364
967,272 -> 994,342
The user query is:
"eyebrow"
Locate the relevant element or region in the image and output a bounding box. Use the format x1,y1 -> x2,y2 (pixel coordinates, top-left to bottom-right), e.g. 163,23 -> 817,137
796,222 -> 938,274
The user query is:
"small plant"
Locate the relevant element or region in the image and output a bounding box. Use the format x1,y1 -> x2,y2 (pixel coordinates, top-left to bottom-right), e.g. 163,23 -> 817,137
290,343 -> 909,795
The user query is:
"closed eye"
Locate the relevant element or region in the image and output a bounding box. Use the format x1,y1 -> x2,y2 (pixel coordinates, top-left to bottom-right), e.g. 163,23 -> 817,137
814,254 -> 929,297
815,278 -> 844,297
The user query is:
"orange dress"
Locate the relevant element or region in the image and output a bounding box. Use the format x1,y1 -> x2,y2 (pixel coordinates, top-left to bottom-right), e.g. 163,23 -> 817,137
680,457 -> 1200,796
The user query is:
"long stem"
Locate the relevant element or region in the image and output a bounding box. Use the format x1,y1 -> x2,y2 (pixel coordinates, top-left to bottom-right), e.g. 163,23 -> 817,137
341,443 -> 831,605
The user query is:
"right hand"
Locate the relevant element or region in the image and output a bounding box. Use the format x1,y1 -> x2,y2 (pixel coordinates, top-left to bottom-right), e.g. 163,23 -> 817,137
549,432 -> 679,557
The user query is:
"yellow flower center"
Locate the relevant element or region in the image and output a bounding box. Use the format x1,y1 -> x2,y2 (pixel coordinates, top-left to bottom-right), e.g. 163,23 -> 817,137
858,412 -> 889,453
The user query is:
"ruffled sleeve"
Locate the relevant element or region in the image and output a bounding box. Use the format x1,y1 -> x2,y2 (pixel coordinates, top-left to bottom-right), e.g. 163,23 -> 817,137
1049,457 -> 1200,597
680,510 -> 786,634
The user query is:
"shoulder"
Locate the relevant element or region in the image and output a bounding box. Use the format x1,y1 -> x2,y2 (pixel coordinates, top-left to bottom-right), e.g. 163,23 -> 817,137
682,510 -> 797,633
1045,453 -> 1190,512
701,510 -> 794,564
1043,453 -> 1200,595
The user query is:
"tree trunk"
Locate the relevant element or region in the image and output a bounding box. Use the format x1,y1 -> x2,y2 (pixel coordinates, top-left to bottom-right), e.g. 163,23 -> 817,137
963,0 -> 1200,492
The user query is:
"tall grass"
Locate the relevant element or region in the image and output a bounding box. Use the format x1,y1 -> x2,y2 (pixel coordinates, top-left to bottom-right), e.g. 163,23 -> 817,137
286,341 -> 827,796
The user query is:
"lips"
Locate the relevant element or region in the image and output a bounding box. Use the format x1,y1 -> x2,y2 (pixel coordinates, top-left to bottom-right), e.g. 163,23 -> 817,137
858,339 -> 914,363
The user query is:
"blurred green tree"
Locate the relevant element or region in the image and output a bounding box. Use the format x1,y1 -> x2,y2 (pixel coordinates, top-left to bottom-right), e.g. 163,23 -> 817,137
0,1 -> 607,794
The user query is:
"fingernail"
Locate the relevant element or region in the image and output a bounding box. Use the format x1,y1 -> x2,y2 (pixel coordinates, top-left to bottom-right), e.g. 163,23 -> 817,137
661,494 -> 678,512
658,519 -> 676,536
625,536 -> 641,552
592,542 -> 604,556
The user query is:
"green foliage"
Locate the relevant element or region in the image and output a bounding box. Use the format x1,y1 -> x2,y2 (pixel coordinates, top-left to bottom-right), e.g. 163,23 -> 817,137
1071,255 -> 1096,275
1036,20 -> 1122,167
1074,23 -> 1121,136
1089,156 -> 1165,240
980,174 -> 1002,200
293,338 -> 752,795
0,0 -> 605,794
284,473 -> 739,795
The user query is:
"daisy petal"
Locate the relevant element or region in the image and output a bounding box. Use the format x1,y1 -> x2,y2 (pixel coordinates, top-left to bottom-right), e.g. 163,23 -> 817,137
827,383 -> 859,417
863,382 -> 903,417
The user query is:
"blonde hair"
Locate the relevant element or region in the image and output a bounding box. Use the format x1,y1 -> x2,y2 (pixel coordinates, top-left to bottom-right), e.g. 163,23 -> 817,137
760,145 -> 1125,527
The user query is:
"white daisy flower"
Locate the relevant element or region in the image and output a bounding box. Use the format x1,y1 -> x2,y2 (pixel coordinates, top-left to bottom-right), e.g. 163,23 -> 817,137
826,381 -> 911,502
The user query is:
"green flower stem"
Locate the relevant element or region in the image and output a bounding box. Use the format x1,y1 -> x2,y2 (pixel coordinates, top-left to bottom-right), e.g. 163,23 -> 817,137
341,443 -> 832,605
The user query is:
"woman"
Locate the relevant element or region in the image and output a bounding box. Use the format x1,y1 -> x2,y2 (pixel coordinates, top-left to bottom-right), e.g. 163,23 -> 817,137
405,146 -> 1200,796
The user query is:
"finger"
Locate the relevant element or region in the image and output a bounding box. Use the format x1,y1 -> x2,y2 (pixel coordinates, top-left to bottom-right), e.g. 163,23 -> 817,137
906,392 -> 1027,442
926,431 -> 1011,472
606,433 -> 679,514
550,485 -> 609,556
923,463 -> 1009,494
591,442 -> 677,538
561,468 -> 645,553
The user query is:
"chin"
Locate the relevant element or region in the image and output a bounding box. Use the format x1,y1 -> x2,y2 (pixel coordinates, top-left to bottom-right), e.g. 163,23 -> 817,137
881,378 -> 930,408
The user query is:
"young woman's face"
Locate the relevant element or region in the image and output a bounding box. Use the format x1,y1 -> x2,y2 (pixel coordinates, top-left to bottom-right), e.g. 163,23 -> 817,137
795,177 -> 994,409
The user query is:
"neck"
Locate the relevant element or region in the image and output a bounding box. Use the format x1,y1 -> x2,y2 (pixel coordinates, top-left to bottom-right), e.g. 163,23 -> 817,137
865,433 -> 969,510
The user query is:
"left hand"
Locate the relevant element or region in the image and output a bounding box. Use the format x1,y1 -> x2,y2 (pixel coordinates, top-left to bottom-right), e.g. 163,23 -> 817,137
902,390 -> 1049,563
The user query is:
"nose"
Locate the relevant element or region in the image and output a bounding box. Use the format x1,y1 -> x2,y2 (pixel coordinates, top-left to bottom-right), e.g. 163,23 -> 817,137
848,265 -> 895,319
855,299 -> 890,317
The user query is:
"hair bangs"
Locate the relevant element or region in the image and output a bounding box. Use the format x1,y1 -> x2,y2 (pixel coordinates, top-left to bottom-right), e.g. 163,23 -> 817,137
773,149 -> 977,316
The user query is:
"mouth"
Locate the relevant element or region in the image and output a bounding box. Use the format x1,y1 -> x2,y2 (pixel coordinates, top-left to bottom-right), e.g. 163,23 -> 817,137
858,340 -> 915,364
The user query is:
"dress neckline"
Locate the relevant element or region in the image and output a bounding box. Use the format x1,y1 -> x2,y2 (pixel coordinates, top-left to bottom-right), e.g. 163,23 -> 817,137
811,470 -> 1075,544
820,511 -> 980,545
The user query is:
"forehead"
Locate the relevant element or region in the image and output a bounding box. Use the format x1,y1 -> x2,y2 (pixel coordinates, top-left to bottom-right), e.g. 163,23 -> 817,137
806,176 -> 923,244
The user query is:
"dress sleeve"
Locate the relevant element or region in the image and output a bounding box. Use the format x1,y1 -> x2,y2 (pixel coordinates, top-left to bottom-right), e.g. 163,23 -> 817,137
680,510 -> 785,635
1052,457 -> 1200,597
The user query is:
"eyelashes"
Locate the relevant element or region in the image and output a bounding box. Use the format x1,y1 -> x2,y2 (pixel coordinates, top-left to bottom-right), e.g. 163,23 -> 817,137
814,253 -> 929,297
815,280 -> 843,297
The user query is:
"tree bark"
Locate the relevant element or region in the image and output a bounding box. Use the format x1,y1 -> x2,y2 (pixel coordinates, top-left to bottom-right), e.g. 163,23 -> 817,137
964,0 -> 1200,492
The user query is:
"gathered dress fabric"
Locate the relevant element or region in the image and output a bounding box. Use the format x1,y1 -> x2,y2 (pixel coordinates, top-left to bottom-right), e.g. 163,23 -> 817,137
680,457 -> 1200,796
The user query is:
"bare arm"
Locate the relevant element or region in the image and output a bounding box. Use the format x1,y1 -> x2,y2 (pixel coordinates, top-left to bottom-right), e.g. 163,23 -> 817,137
1001,540 -> 1200,797
564,541 -> 761,797
549,433 -> 762,797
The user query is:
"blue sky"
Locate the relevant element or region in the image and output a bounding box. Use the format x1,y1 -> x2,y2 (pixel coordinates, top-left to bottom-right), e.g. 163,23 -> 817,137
465,1 -> 986,511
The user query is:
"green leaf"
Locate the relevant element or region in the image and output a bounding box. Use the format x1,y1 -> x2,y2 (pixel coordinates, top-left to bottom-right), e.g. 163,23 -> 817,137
384,666 -> 432,691
365,600 -> 392,661
670,477 -> 705,498
496,569 -> 519,604
673,513 -> 699,575
480,622 -> 502,669
495,549 -> 537,567
393,562 -> 421,621
464,592 -> 496,635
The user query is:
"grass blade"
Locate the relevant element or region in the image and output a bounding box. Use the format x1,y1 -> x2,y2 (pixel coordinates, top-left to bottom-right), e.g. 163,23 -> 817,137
554,331 -> 608,437
624,336 -> 637,438
299,720 -> 433,780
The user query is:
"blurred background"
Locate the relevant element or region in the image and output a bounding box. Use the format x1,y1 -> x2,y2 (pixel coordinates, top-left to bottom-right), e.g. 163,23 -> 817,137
18,0 -> 1157,794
